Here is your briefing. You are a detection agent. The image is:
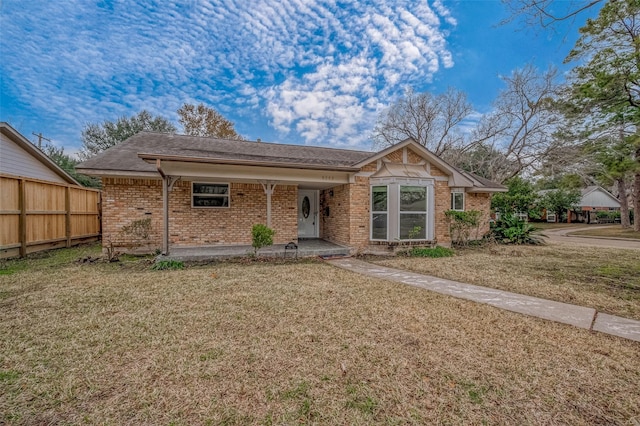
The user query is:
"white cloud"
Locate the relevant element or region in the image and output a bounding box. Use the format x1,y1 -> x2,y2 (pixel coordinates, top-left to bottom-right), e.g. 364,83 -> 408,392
0,0 -> 456,151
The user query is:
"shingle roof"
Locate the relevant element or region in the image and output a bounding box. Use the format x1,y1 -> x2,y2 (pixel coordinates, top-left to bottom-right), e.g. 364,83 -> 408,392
76,132 -> 374,173
76,132 -> 505,191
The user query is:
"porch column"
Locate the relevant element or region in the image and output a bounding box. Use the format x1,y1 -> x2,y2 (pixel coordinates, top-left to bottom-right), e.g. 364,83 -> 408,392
162,176 -> 169,255
260,181 -> 277,227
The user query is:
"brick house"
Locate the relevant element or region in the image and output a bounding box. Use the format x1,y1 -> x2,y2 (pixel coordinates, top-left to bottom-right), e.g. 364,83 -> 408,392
76,133 -> 505,255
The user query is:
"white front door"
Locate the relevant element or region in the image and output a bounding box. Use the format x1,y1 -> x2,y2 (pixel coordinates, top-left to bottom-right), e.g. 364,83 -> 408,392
298,190 -> 318,238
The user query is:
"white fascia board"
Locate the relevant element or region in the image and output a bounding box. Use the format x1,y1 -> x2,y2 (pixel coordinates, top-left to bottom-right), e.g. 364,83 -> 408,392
158,161 -> 353,185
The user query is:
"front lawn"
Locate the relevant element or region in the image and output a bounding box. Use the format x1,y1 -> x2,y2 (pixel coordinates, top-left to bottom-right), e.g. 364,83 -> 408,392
569,225 -> 640,240
373,244 -> 640,321
1,247 -> 639,424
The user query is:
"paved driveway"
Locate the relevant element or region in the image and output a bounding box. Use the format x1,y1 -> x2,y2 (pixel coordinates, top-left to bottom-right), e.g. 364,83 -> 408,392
543,226 -> 640,250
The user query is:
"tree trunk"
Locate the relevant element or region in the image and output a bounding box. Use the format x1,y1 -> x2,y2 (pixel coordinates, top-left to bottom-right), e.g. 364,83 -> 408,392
617,178 -> 631,228
634,171 -> 640,232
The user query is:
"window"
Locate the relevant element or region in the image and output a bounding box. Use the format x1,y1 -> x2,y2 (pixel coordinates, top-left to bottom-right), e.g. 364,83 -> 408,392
371,185 -> 388,240
192,183 -> 229,208
399,185 -> 427,239
451,191 -> 464,211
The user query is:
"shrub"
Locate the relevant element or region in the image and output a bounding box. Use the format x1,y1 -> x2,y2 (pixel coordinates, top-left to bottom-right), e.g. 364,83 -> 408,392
444,210 -> 482,246
152,260 -> 184,270
251,224 -> 275,256
408,246 -> 455,258
491,214 -> 545,245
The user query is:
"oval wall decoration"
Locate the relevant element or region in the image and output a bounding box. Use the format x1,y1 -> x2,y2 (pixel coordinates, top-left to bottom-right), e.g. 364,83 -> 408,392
302,196 -> 310,218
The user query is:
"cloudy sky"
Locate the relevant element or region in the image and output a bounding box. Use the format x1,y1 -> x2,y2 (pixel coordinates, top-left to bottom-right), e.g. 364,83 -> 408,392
0,0 -> 598,155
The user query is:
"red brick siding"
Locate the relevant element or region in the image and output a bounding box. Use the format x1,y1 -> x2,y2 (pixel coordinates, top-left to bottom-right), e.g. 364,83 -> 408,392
102,178 -> 296,252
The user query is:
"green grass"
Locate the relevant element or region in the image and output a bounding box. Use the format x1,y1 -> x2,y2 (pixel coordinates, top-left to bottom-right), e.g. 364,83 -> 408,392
0,244 -> 102,275
407,246 -> 455,258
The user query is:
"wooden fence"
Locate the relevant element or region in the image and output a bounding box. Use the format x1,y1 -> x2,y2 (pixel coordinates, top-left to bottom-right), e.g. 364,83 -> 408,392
0,174 -> 101,259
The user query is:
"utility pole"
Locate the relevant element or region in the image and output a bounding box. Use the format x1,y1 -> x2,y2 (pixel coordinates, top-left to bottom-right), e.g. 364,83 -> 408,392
32,132 -> 51,149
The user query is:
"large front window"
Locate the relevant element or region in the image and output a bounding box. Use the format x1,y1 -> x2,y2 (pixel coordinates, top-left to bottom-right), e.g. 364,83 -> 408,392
371,185 -> 388,240
370,181 -> 432,241
400,185 -> 427,239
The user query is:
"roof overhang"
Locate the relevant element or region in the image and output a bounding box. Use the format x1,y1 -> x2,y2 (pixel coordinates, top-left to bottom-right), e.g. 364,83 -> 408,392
138,153 -> 360,172
125,155 -> 356,189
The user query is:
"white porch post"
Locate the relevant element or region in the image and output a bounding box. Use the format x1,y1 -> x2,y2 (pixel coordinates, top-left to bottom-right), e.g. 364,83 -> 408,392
260,181 -> 277,227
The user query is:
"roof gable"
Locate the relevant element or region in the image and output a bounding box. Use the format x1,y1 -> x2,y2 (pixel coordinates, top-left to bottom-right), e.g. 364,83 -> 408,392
0,122 -> 79,185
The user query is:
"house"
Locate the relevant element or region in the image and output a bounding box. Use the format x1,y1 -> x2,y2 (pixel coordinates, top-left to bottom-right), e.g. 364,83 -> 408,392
539,186 -> 621,223
0,122 -> 79,185
572,186 -> 622,224
76,133 -> 505,255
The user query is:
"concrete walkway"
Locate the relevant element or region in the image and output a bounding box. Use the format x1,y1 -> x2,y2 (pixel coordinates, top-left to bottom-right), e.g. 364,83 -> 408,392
327,257 -> 640,343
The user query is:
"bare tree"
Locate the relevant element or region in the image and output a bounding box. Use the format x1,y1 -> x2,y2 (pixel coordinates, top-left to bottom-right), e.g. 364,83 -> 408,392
372,88 -> 472,155
469,64 -> 563,182
501,0 -> 604,29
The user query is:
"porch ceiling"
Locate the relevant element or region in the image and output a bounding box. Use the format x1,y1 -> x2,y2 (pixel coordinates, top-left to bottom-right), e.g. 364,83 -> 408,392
152,159 -> 353,188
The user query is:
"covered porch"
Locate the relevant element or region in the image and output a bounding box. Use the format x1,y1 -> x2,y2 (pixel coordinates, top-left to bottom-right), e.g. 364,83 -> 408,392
157,239 -> 351,261
140,154 -> 360,256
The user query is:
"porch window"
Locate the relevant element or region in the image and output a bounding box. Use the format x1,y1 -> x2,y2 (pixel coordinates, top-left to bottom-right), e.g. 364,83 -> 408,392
451,191 -> 464,211
400,185 -> 427,239
192,183 -> 229,208
371,185 -> 388,240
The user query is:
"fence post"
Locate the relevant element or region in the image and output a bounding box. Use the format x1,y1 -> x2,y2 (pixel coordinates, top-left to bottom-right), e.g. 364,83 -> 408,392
65,186 -> 71,247
18,178 -> 26,257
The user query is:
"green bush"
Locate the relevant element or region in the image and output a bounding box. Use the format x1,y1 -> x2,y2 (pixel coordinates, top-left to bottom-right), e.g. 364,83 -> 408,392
152,260 -> 184,270
251,224 -> 275,255
408,246 -> 455,258
596,211 -> 620,220
444,210 -> 482,246
491,214 -> 545,245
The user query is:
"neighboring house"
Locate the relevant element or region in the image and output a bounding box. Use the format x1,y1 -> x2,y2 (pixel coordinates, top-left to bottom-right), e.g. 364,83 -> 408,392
76,133 -> 505,254
0,122 -> 101,258
573,186 -> 621,224
0,122 -> 79,185
539,186 -> 621,223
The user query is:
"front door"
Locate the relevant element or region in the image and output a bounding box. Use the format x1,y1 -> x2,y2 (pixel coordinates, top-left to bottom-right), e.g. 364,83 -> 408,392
298,190 -> 318,238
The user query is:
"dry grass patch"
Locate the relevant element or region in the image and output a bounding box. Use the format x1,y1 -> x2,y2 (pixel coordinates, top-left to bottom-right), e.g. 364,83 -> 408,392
372,244 -> 640,320
1,255 -> 639,424
569,225 -> 640,240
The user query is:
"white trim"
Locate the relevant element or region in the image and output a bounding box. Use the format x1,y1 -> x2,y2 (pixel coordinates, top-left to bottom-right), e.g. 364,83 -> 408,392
398,184 -> 428,241
451,191 -> 465,211
191,182 -> 230,208
370,184 -> 389,241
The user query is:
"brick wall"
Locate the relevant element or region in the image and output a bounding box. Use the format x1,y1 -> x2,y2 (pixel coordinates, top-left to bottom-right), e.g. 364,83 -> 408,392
102,178 -> 297,253
466,192 -> 492,237
320,184 -> 351,246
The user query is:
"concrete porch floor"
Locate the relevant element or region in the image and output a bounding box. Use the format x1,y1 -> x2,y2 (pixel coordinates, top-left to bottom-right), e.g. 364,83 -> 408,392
158,239 -> 351,261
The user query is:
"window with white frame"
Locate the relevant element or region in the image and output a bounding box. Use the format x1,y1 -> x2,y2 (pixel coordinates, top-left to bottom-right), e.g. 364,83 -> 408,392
370,181 -> 433,242
451,191 -> 464,211
192,183 -> 230,208
399,185 -> 427,239
371,185 -> 388,240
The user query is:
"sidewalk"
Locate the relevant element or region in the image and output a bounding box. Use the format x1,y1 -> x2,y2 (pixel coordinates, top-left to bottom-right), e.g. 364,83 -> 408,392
326,257 -> 640,343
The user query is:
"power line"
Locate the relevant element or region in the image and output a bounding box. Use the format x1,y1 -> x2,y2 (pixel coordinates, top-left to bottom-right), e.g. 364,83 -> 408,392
32,132 -> 52,149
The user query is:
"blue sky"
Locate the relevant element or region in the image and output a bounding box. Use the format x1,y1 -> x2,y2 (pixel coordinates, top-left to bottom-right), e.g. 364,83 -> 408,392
0,0 -> 599,156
